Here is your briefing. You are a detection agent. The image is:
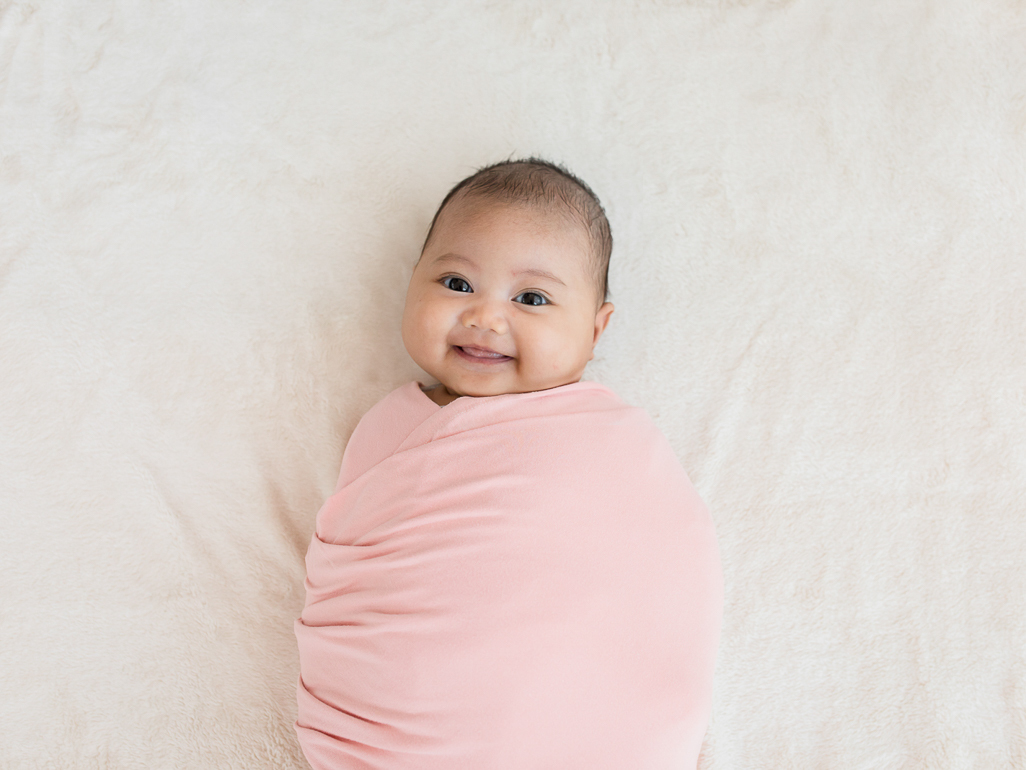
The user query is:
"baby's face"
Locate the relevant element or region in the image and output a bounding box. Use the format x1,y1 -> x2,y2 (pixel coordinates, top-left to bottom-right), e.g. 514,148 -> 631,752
402,197 -> 614,401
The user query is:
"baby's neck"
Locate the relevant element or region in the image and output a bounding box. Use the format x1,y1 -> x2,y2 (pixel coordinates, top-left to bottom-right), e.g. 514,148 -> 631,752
423,384 -> 461,407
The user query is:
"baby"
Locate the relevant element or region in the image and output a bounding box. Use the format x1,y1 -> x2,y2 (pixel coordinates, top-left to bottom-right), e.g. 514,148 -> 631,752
402,159 -> 614,406
296,159 -> 722,770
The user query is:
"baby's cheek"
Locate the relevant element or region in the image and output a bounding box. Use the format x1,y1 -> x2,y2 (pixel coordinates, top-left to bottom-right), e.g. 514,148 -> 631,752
540,340 -> 575,377
421,305 -> 451,344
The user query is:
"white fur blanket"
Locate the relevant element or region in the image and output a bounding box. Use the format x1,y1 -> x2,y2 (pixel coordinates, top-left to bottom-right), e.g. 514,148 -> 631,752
1,1 -> 1024,768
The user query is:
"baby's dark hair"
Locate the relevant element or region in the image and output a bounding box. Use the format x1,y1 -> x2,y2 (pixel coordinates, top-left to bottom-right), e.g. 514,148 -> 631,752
423,158 -> 612,303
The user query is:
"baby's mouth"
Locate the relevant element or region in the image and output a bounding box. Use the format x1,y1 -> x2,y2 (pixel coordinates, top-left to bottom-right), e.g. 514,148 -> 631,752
454,345 -> 513,363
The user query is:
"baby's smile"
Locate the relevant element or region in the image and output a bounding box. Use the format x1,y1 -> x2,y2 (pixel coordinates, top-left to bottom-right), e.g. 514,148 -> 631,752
453,344 -> 514,364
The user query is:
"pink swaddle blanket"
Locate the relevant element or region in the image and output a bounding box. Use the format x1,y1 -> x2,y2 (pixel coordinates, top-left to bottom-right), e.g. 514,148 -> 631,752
295,381 -> 722,769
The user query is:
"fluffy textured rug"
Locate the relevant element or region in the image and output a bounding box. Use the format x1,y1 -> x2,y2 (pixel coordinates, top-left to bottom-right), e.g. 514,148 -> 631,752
1,1 -> 1024,767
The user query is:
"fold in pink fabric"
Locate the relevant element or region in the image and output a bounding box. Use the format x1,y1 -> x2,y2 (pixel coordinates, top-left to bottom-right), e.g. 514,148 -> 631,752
295,381 -> 722,769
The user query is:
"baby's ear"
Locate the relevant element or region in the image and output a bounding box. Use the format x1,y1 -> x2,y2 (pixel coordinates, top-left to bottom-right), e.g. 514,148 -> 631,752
592,302 -> 614,346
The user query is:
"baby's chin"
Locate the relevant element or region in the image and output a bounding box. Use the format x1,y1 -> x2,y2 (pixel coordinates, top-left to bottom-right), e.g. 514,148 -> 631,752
435,381 -> 515,400
441,377 -> 583,400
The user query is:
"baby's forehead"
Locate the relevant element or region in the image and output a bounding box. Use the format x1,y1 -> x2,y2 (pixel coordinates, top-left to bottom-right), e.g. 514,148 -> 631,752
442,194 -> 592,251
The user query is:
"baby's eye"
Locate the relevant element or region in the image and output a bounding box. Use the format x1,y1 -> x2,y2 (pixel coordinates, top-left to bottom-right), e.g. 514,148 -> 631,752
514,291 -> 549,306
441,276 -> 472,293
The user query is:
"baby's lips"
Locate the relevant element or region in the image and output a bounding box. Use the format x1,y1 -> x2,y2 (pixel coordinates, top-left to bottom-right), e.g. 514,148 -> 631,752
454,344 -> 514,360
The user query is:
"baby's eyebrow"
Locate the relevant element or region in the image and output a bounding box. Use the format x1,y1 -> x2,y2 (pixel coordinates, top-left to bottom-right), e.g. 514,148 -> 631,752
515,268 -> 566,287
431,253 -> 473,270
431,254 -> 566,287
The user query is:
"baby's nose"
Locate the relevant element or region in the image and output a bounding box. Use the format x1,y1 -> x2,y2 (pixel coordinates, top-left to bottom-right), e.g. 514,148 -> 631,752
461,297 -> 509,335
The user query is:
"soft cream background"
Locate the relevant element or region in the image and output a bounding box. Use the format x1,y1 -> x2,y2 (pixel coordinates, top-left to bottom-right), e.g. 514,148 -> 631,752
1,1 -> 1024,767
